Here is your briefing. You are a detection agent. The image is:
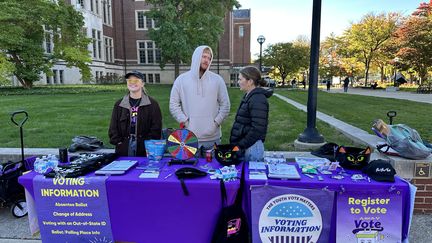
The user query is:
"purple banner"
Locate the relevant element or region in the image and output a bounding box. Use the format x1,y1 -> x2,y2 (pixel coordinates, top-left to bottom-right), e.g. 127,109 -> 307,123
336,191 -> 402,243
251,185 -> 335,243
33,175 -> 113,243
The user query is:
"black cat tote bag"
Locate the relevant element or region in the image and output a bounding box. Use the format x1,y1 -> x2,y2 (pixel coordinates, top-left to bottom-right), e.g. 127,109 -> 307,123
211,164 -> 250,243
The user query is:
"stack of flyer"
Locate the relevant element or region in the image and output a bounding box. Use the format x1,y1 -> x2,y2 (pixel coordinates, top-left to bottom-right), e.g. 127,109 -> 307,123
95,160 -> 138,175
295,157 -> 330,167
267,163 -> 301,180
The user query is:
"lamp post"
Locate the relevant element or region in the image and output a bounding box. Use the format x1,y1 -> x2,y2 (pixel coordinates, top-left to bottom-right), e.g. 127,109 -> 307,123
392,57 -> 400,87
257,35 -> 265,72
297,0 -> 324,144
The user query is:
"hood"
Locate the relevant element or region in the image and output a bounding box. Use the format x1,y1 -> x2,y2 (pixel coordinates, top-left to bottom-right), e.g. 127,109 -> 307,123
247,87 -> 274,99
190,45 -> 213,80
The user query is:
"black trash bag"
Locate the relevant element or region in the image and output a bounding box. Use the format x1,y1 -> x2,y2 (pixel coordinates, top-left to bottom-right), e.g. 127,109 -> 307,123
68,136 -> 104,152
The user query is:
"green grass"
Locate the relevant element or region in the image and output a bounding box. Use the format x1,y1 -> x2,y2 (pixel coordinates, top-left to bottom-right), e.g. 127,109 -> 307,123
0,84 -> 354,150
277,89 -> 432,142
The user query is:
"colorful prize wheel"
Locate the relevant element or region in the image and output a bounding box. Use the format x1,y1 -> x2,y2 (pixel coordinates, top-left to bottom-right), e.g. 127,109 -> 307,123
167,129 -> 199,160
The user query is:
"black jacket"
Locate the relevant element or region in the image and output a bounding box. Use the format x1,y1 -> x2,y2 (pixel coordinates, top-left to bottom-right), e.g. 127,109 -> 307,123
230,87 -> 273,150
108,94 -> 162,156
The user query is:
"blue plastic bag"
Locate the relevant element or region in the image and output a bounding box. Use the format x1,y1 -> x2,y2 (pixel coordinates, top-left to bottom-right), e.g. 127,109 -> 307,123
144,140 -> 166,161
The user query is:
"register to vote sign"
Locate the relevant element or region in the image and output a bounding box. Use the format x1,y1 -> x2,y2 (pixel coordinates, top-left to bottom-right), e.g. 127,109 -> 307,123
33,175 -> 113,243
336,191 -> 402,243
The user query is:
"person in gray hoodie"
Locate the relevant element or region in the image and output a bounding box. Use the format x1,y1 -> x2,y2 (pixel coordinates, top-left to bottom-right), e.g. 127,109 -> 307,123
169,45 -> 230,150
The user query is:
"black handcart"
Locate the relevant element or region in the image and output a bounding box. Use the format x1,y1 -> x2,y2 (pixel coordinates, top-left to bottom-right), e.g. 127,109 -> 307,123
0,110 -> 30,217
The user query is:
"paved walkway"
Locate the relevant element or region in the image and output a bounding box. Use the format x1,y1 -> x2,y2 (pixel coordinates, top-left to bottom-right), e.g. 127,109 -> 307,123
327,87 -> 432,104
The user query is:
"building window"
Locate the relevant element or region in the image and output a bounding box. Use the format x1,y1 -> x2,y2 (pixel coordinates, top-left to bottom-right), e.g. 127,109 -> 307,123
45,33 -> 52,53
53,70 -> 58,84
95,0 -> 99,15
137,41 -> 161,64
104,36 -> 114,63
95,71 -> 103,81
136,10 -> 155,30
239,26 -> 244,37
90,0 -> 93,11
59,70 -> 64,84
92,29 -> 102,59
148,74 -> 153,83
155,74 -> 160,83
92,29 -> 97,58
44,26 -> 53,54
78,0 -> 84,9
103,0 -> 112,25
97,30 -> 102,59
46,74 -> 51,84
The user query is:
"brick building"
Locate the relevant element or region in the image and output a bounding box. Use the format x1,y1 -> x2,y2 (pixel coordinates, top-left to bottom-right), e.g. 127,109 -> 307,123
16,0 -> 251,86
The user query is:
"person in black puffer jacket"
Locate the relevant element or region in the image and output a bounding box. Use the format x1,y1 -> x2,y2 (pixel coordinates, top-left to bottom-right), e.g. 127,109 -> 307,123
230,66 -> 273,161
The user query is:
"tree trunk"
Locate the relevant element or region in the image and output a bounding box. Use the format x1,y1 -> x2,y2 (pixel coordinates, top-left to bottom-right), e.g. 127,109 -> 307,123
419,68 -> 428,85
364,61 -> 370,87
380,66 -> 385,83
15,75 -> 31,89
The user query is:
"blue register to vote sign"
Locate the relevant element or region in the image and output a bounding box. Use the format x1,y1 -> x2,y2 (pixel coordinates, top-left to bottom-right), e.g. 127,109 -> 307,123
33,175 -> 113,243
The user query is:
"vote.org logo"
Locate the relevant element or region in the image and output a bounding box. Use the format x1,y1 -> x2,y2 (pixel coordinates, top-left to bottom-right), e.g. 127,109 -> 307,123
259,194 -> 322,243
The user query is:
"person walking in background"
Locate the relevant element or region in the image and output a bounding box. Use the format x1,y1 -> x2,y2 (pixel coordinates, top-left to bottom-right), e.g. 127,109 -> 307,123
169,45 -> 230,150
109,71 -> 162,156
291,77 -> 297,88
301,79 -> 306,89
230,66 -> 273,162
343,77 -> 350,92
326,79 -> 331,91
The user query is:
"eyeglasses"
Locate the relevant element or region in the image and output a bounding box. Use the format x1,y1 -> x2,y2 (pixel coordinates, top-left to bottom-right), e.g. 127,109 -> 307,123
126,79 -> 142,84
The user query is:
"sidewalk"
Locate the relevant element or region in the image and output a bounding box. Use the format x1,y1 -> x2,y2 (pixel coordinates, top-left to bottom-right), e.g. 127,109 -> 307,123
327,87 -> 432,104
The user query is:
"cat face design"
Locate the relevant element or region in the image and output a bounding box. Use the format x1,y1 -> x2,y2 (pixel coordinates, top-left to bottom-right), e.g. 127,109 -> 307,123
214,144 -> 241,165
337,146 -> 371,169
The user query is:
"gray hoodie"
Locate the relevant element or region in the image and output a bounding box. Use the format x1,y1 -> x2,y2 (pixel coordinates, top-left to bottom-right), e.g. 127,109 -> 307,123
169,45 -> 230,142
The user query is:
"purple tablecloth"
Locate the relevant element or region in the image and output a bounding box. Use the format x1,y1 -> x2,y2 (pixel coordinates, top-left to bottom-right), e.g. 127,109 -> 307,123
244,163 -> 412,243
19,157 -> 241,243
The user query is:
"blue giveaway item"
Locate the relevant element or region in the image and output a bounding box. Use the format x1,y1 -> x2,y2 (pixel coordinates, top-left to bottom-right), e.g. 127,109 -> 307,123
145,140 -> 166,161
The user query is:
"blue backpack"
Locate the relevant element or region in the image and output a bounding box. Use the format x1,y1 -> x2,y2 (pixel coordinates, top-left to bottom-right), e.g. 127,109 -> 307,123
377,124 -> 432,160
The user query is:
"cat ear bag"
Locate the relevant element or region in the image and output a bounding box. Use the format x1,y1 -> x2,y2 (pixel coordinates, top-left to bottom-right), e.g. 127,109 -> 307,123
336,146 -> 371,170
214,144 -> 242,166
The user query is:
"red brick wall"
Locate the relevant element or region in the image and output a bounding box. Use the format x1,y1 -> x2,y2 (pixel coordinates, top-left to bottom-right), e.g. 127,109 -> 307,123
412,178 -> 432,214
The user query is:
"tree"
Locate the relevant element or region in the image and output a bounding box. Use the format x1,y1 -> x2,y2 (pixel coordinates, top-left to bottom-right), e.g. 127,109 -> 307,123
0,0 -> 91,88
146,0 -> 240,78
262,42 -> 309,86
0,52 -> 15,85
394,15 -> 432,84
372,35 -> 398,83
319,33 -> 344,80
343,12 -> 400,86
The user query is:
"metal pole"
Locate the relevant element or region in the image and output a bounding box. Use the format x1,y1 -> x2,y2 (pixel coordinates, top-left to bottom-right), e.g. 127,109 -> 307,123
20,126 -> 24,162
259,43 -> 262,72
297,0 -> 324,143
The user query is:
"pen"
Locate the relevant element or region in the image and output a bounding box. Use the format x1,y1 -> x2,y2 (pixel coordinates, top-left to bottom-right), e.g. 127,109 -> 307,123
164,172 -> 174,179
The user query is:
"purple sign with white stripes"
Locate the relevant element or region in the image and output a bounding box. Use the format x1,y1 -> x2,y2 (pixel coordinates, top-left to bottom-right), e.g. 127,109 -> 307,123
251,186 -> 334,243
